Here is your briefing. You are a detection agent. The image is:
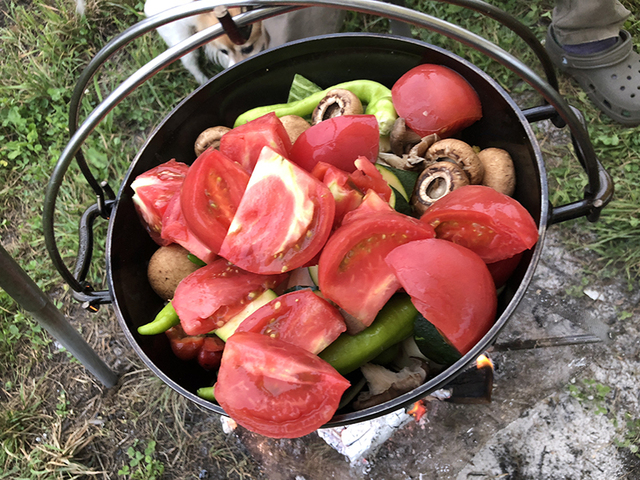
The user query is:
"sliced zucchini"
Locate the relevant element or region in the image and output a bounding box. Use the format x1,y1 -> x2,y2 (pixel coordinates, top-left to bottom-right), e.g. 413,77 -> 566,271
413,314 -> 462,366
214,289 -> 277,341
375,164 -> 410,201
308,265 -> 319,286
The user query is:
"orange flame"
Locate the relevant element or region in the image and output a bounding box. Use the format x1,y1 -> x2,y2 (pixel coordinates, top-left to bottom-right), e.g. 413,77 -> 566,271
407,399 -> 427,422
476,354 -> 493,369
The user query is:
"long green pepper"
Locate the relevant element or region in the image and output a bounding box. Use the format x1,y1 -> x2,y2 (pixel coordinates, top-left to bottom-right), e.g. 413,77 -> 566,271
233,80 -> 398,136
319,294 -> 418,375
137,301 -> 179,335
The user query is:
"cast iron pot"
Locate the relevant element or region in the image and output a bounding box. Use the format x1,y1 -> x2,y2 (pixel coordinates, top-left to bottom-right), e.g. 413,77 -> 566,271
44,1 -> 613,428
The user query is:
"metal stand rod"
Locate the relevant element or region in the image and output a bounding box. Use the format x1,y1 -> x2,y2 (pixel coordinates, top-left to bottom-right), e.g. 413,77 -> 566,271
0,243 -> 118,388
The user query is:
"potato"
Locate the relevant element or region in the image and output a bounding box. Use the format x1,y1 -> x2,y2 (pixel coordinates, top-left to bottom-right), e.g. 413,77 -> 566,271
147,244 -> 200,300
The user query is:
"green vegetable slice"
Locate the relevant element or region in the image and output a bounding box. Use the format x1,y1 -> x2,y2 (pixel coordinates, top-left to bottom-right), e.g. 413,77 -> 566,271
319,294 -> 418,375
414,314 -> 462,366
287,74 -> 323,103
214,289 -> 278,341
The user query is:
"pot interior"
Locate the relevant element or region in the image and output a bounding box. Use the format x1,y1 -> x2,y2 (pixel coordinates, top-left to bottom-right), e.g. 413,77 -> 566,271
107,33 -> 546,426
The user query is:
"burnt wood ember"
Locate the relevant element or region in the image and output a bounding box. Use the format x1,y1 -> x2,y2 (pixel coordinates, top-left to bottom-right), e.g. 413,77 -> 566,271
444,355 -> 494,404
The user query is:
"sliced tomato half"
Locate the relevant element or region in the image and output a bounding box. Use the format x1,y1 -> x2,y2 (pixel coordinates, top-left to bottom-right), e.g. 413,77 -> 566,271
172,258 -> 286,335
219,112 -> 292,173
219,147 -> 335,275
216,332 -> 350,438
180,148 -> 250,255
161,194 -> 217,265
386,238 -> 497,355
420,185 -> 539,264
131,159 -> 189,245
289,115 -> 379,173
318,209 -> 435,333
235,289 -> 346,354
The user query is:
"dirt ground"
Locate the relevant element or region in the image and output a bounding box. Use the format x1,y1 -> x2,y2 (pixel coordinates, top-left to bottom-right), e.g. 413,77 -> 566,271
215,227 -> 640,480
12,216 -> 637,479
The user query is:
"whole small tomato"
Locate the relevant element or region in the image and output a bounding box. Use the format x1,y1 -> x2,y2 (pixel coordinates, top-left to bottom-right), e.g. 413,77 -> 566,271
391,64 -> 482,137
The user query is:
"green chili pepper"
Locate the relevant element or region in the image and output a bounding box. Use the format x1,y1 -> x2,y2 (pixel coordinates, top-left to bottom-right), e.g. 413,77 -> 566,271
233,80 -> 398,136
187,253 -> 207,267
137,301 -> 179,335
319,294 -> 418,376
197,385 -> 216,402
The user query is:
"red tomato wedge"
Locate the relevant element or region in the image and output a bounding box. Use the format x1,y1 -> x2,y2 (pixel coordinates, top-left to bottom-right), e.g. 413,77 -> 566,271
289,115 -> 379,173
219,112 -> 292,174
341,190 -> 394,226
486,252 -> 523,288
392,64 -> 482,137
161,194 -> 217,265
313,162 -> 363,228
165,325 -> 204,361
318,209 -> 435,333
216,332 -> 350,438
349,157 -> 392,203
197,336 -> 225,370
180,148 -> 250,255
172,258 -> 285,335
235,289 -> 346,354
385,238 -> 497,355
420,185 -> 539,264
131,159 -> 189,246
219,147 -> 335,275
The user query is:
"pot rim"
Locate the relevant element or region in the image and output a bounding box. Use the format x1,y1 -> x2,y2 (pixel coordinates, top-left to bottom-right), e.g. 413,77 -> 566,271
107,32 -> 549,427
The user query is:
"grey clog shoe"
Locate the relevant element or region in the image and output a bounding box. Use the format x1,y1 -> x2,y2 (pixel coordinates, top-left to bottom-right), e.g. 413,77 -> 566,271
546,25 -> 640,126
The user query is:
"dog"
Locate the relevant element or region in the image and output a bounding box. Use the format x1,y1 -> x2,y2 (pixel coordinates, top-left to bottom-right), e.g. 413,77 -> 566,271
144,0 -> 345,84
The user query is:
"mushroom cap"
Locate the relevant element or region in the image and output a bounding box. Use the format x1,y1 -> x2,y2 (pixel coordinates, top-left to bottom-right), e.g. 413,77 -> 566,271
311,88 -> 364,124
426,138 -> 484,185
411,161 -> 470,215
279,115 -> 311,144
478,147 -> 516,196
194,126 -> 231,156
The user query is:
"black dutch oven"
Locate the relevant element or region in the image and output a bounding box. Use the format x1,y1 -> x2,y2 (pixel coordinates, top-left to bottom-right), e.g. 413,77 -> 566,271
44,0 -> 613,427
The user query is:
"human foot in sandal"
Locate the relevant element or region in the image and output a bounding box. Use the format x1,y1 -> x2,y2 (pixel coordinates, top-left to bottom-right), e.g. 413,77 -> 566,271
546,25 -> 640,127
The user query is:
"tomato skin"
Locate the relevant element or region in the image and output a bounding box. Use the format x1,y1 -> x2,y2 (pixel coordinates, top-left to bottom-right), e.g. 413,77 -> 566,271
180,148 -> 250,255
235,289 -> 346,354
219,112 -> 292,173
385,238 -> 497,355
172,258 -> 286,335
165,325 -> 205,361
341,190 -> 394,226
131,159 -> 189,246
216,332 -> 350,438
486,252 -> 523,288
289,115 -> 379,173
318,209 -> 435,332
391,64 -> 482,137
349,157 -> 392,203
160,194 -> 218,265
197,336 -> 225,370
420,185 -> 538,264
313,162 -> 364,228
219,148 -> 335,275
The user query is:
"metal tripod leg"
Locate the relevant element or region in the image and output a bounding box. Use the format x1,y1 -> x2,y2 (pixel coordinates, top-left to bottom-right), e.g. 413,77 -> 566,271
0,243 -> 118,388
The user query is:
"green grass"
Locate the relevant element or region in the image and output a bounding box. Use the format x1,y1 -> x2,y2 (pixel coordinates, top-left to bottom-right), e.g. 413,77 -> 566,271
1,0 -> 639,476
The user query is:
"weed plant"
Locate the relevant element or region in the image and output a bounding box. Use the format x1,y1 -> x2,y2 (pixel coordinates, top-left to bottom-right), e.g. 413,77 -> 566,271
1,0 -> 639,477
